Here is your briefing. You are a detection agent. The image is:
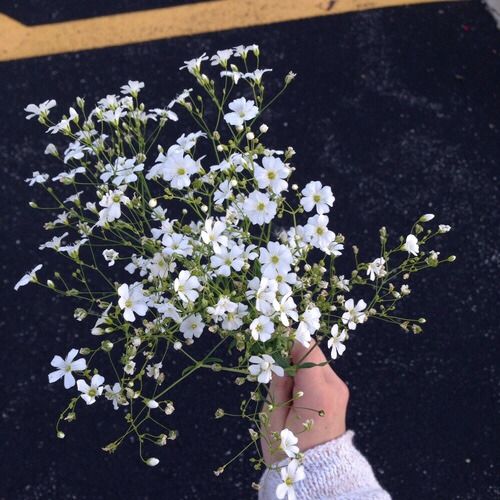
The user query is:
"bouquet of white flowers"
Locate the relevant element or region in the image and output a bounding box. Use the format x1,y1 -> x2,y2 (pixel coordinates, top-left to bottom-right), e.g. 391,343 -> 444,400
17,44 -> 454,499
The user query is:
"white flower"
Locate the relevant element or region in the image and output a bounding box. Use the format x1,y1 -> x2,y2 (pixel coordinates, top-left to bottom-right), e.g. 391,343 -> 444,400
402,234 -> 419,256
366,257 -> 386,281
342,298 -> 367,330
97,188 -> 130,226
120,80 -> 144,96
24,99 -> 56,120
103,249 -> 119,266
146,362 -> 163,380
174,131 -> 206,152
39,232 -> 69,251
244,68 -> 272,84
221,303 -> 248,331
48,348 -> 87,389
201,218 -> 228,253
149,150 -> 198,189
211,243 -> 245,276
243,191 -> 277,225
439,224 -> 451,233
213,179 -> 233,205
174,270 -> 201,303
149,251 -> 175,278
336,275 -> 350,291
328,325 -> 347,359
304,214 -> 336,252
220,70 -> 244,84
254,156 -> 289,193
259,241 -> 293,278
124,360 -> 136,375
168,88 -> 193,108
104,382 -> 126,410
150,108 -> 178,122
280,429 -> 300,458
156,301 -> 182,323
210,49 -> 233,66
25,171 -> 49,186
224,97 -> 259,127
162,233 -> 193,257
77,374 -> 105,405
47,107 -> 79,134
117,282 -> 148,322
301,305 -> 321,333
180,53 -> 208,74
52,165 -> 82,182
254,277 -> 278,316
248,354 -> 284,383
274,271 -> 297,295
100,108 -> 126,125
273,292 -> 299,327
180,313 -> 205,339
276,459 -> 305,500
300,181 -> 335,214
233,44 -> 259,58
100,157 -> 144,186
14,264 -> 42,291
295,322 -> 312,348
207,296 -> 238,322
250,315 -> 275,342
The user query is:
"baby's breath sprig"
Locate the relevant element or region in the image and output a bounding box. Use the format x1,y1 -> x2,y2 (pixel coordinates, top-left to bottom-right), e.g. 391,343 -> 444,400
17,44 -> 454,498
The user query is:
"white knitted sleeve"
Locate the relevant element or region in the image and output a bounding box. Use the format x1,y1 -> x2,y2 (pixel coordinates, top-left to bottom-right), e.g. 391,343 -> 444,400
258,431 -> 391,500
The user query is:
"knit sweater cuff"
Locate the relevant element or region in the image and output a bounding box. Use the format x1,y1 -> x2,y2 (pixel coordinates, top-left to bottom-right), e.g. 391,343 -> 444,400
258,431 -> 391,500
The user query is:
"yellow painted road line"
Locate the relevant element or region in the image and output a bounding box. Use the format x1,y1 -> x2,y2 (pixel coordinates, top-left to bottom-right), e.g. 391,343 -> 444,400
0,0 -> 463,62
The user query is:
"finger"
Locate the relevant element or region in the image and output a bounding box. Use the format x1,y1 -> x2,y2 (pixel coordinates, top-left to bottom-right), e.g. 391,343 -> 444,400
291,340 -> 334,389
260,374 -> 293,463
291,340 -> 328,366
266,374 -> 293,431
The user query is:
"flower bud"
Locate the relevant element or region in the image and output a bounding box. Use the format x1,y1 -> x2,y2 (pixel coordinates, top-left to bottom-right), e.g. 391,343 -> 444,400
448,255 -> 456,262
285,71 -> 297,84
146,399 -> 159,409
146,458 -> 160,467
259,124 -> 269,133
101,340 -> 114,352
164,402 -> 175,415
173,341 -> 182,350
215,408 -> 225,419
214,467 -> 225,476
57,431 -> 65,439
148,198 -> 158,208
249,428 -> 259,441
419,213 -> 435,222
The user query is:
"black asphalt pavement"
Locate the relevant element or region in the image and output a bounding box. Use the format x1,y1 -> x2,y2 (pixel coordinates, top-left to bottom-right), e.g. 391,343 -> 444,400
0,1 -> 499,499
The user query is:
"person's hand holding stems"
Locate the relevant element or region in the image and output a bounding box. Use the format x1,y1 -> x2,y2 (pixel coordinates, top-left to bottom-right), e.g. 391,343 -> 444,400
261,341 -> 349,464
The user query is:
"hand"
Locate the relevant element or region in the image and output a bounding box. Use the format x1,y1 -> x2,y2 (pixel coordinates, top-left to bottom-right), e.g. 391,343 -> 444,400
260,341 -> 350,464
